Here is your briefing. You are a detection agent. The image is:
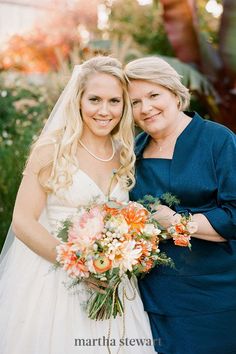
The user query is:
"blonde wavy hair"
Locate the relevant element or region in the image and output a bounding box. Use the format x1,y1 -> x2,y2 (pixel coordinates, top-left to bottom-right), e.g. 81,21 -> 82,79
124,56 -> 190,110
29,56 -> 135,193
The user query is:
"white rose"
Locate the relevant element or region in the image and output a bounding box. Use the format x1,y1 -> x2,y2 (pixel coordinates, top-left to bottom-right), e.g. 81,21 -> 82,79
143,224 -> 161,236
186,221 -> 198,234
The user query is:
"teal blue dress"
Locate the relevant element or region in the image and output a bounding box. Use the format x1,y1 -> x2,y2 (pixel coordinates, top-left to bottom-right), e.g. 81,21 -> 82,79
130,112 -> 236,354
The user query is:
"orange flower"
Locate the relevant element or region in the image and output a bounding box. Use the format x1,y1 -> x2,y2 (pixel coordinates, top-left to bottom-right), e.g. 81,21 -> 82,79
173,235 -> 190,247
123,233 -> 132,241
75,259 -> 89,273
140,243 -> 150,257
139,258 -> 154,273
57,242 -> 77,265
103,204 -> 120,216
150,236 -> 159,251
93,255 -> 112,273
121,205 -> 148,233
143,259 -> 154,272
175,224 -> 186,234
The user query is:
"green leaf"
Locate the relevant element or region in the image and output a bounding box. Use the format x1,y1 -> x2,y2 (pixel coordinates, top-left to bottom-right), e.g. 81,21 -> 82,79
161,192 -> 180,207
57,219 -> 72,242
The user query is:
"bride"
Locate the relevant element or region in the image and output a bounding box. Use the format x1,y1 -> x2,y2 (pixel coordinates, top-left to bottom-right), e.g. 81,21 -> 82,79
0,56 -> 155,354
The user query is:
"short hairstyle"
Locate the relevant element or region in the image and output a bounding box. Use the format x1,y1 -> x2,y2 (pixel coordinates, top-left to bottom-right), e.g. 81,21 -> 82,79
124,56 -> 190,110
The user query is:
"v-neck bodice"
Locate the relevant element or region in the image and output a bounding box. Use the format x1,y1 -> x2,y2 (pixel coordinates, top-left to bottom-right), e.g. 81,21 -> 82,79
45,168 -> 128,234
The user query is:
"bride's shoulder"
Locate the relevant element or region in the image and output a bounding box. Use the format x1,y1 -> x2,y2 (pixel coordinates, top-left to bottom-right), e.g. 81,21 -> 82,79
23,136 -> 59,177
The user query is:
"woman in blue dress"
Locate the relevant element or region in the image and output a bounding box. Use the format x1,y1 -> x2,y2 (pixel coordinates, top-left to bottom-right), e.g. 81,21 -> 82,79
124,56 -> 236,354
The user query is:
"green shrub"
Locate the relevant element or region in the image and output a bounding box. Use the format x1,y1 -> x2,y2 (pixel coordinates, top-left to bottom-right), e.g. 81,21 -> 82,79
0,74 -> 54,250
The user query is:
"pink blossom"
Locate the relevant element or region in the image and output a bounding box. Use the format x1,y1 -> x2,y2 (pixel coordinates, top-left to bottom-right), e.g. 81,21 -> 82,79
68,207 -> 104,251
56,243 -> 89,278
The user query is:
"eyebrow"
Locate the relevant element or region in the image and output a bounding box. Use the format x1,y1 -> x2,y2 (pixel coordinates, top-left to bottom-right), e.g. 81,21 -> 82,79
131,90 -> 159,100
87,93 -> 123,99
148,90 -> 159,95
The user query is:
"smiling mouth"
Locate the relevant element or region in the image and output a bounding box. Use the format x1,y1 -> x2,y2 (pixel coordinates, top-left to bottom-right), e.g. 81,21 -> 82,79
94,119 -> 112,127
144,113 -> 161,121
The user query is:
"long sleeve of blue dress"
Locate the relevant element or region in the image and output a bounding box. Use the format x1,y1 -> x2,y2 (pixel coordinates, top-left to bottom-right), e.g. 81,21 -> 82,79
201,130 -> 236,239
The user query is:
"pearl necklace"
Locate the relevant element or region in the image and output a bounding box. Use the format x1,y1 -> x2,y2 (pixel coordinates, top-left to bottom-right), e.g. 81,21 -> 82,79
79,138 -> 115,162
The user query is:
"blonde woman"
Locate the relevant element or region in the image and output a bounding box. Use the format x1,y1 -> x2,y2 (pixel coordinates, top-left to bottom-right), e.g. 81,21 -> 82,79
0,57 -> 155,354
125,56 -> 236,354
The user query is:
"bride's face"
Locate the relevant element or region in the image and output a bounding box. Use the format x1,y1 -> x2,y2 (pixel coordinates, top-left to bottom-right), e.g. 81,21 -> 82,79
80,72 -> 124,137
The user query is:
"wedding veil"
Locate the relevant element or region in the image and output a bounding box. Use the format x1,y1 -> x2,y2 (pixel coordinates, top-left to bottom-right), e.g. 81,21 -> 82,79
0,65 -> 82,266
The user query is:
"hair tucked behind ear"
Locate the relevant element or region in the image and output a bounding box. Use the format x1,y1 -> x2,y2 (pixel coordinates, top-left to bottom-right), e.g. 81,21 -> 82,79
25,56 -> 135,193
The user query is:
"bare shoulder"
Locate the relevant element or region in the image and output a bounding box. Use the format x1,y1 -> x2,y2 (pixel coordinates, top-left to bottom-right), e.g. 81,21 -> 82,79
23,139 -> 58,176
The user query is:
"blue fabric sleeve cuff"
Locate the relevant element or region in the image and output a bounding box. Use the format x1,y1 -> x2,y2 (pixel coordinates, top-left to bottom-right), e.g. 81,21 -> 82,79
203,208 -> 236,240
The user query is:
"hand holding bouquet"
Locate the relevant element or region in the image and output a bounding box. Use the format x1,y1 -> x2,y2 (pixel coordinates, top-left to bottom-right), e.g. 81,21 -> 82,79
138,194 -> 198,249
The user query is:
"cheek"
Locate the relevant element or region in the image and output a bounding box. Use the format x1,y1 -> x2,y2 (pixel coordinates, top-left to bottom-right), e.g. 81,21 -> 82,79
81,103 -> 97,117
132,108 -> 141,122
113,105 -> 123,119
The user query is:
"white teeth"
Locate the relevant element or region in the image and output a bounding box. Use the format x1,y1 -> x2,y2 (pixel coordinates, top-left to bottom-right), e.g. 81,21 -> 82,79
94,119 -> 111,127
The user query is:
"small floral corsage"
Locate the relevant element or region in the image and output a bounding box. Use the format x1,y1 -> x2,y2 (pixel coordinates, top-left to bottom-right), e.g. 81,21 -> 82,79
167,214 -> 198,249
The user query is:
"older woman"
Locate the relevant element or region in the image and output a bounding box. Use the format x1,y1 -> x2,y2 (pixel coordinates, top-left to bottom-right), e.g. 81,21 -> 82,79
125,57 -> 236,354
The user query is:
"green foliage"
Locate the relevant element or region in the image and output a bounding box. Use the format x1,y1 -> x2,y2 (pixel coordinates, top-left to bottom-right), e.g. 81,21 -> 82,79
0,74 -> 54,250
57,220 -> 73,242
108,0 -> 173,56
137,193 -> 180,213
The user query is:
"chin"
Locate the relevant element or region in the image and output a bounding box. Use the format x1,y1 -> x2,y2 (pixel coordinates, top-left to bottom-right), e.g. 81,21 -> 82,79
142,125 -> 160,135
144,122 -> 166,134
93,129 -> 114,137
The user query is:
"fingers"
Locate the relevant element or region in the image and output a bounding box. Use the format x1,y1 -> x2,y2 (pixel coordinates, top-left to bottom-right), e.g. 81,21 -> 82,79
155,205 -> 170,211
86,283 -> 107,294
84,277 -> 109,294
85,278 -> 109,288
152,207 -> 177,228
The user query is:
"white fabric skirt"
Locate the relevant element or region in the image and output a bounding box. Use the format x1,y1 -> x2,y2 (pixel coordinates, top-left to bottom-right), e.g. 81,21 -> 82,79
0,237 -> 155,354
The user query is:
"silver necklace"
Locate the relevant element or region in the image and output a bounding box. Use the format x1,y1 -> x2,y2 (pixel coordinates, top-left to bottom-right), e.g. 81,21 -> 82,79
79,137 -> 115,162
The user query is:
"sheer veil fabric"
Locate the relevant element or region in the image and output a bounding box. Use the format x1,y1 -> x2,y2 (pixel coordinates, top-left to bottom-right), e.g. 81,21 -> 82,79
0,65 -> 81,262
0,65 -> 82,265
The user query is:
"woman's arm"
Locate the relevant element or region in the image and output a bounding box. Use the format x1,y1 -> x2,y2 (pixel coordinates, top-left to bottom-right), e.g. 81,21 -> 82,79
191,213 -> 226,242
153,205 -> 226,242
12,145 -> 60,263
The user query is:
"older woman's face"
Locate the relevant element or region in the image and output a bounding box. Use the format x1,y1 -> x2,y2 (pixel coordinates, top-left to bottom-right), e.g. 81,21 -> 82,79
128,80 -> 179,136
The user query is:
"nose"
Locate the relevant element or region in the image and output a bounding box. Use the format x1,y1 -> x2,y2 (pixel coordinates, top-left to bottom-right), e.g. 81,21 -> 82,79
141,99 -> 152,114
98,101 -> 109,116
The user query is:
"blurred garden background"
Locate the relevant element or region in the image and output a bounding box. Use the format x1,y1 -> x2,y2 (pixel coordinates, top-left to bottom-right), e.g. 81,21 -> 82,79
0,0 -> 236,250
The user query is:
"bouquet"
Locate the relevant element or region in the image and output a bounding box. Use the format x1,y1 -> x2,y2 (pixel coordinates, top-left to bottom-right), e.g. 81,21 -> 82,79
55,200 -> 173,320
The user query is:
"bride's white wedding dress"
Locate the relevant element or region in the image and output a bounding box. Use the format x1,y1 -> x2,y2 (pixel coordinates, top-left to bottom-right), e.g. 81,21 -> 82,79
0,169 -> 155,354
